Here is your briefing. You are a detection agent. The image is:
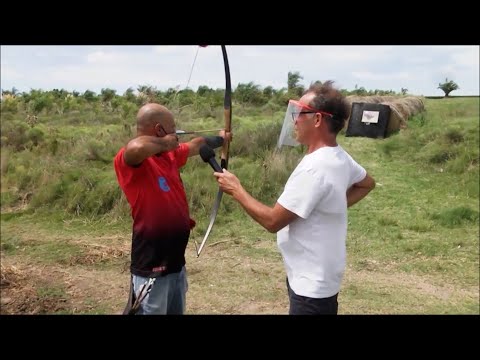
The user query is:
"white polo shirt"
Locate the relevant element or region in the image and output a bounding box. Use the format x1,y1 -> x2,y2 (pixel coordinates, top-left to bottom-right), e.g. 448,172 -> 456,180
277,145 -> 366,298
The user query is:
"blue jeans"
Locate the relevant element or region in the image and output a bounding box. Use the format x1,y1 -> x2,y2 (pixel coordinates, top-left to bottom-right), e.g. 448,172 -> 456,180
132,266 -> 188,315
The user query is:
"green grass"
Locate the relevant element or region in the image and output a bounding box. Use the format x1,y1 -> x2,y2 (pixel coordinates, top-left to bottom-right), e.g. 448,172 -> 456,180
341,280 -> 478,314
1,228 -> 84,263
430,206 -> 479,227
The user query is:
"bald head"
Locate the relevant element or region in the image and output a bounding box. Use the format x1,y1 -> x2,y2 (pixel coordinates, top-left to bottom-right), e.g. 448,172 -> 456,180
136,103 -> 174,135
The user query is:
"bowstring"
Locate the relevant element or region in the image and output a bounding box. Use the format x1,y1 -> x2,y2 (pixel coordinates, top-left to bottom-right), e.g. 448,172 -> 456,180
185,46 -> 200,90
174,46 -> 200,102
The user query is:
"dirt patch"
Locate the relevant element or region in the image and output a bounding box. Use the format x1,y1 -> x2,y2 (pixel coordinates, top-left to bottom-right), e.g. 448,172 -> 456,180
1,262 -> 71,314
67,242 -> 130,266
1,257 -> 129,314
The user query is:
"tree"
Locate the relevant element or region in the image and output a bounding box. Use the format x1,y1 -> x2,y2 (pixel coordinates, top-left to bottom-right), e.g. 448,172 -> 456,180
123,87 -> 136,102
288,71 -> 303,91
197,85 -> 213,96
287,72 -> 305,98
234,82 -> 266,105
1,87 -> 19,97
100,88 -> 116,103
83,90 -> 97,102
438,78 -> 459,97
263,86 -> 274,99
137,85 -> 157,103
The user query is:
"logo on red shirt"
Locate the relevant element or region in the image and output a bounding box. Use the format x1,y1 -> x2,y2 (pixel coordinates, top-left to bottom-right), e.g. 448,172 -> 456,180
158,176 -> 170,192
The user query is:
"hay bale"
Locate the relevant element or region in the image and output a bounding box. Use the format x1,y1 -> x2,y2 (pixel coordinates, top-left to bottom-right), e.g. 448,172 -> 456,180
380,101 -> 406,134
346,96 -> 365,106
370,95 -> 398,103
392,101 -> 410,120
346,95 -> 401,105
401,96 -> 425,113
380,96 -> 425,134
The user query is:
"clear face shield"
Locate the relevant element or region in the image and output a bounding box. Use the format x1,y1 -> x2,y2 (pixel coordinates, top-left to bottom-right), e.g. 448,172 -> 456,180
277,100 -> 316,149
277,100 -> 301,149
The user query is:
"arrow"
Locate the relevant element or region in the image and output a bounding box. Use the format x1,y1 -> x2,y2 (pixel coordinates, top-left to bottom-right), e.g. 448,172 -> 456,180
176,128 -> 223,135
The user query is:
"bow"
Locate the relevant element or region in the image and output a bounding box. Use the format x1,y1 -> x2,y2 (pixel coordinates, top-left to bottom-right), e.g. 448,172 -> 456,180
195,45 -> 232,257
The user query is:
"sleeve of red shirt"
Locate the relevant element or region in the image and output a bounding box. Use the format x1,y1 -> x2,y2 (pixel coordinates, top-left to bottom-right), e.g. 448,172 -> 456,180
113,147 -> 136,188
174,143 -> 190,169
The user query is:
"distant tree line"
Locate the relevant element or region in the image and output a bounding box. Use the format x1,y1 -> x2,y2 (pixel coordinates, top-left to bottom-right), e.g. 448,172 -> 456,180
2,71 -> 442,117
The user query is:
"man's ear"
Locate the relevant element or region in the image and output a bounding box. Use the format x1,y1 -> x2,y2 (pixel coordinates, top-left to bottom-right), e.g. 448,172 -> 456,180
314,113 -> 322,128
154,123 -> 163,136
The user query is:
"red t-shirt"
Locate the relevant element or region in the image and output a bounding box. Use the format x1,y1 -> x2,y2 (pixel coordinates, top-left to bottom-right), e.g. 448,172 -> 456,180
114,143 -> 195,277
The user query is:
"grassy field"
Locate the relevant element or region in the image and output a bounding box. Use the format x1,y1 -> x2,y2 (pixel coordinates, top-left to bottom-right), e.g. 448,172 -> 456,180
1,97 -> 478,314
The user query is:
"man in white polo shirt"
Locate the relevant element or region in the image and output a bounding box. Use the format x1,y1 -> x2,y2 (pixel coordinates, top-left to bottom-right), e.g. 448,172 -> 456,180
214,80 -> 375,314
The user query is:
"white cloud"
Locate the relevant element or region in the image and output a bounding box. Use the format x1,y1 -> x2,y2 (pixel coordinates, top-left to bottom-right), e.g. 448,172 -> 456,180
317,46 -> 394,63
0,64 -> 23,81
404,56 -> 432,65
152,46 -> 196,56
352,71 -> 410,81
86,51 -> 128,64
451,46 -> 479,67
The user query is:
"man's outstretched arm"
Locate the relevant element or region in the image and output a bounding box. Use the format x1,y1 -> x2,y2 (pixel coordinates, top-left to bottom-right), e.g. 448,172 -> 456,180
214,169 -> 298,233
124,134 -> 179,166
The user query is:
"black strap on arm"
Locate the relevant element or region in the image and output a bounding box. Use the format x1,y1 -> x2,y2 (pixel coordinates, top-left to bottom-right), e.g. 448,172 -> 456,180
204,136 -> 224,149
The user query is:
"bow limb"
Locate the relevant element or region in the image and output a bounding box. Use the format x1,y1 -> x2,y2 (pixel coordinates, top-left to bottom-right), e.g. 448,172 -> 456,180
220,45 -> 232,170
196,45 -> 232,257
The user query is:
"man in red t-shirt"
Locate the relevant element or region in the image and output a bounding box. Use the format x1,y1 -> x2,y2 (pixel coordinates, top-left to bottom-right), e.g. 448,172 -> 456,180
114,103 -> 230,315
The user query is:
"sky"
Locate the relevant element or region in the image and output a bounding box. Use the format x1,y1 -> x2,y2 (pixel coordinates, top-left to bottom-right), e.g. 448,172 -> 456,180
1,45 -> 479,97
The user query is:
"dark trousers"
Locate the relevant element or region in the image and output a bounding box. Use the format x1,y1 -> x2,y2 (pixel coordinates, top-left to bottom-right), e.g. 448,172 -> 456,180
287,277 -> 338,315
